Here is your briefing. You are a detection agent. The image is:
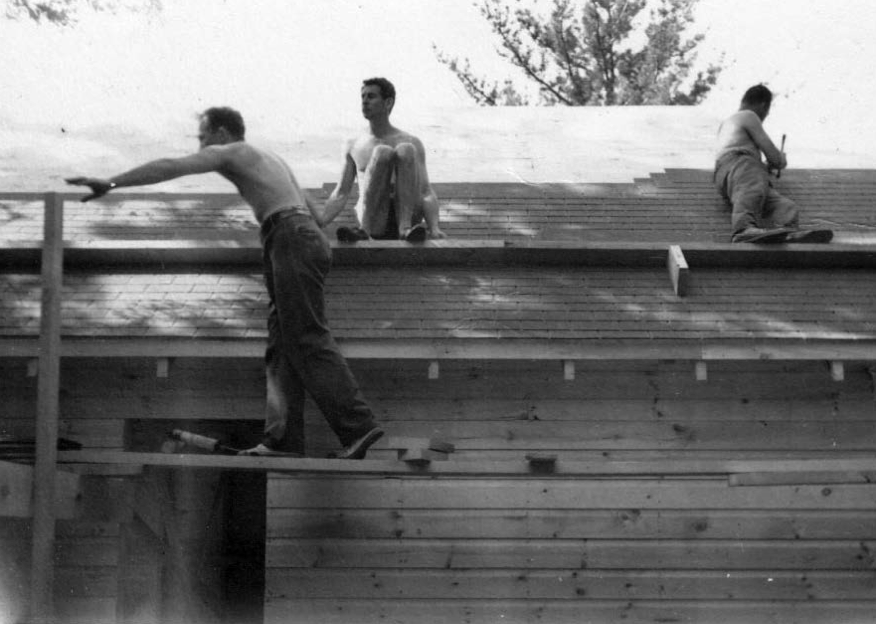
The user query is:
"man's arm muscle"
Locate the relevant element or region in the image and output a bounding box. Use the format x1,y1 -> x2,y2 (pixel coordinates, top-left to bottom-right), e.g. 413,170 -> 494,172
110,148 -> 227,188
321,140 -> 358,226
413,137 -> 436,199
742,113 -> 785,169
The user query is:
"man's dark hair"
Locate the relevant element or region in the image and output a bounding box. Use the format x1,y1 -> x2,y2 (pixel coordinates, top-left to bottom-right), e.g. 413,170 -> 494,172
362,77 -> 396,103
201,107 -> 246,139
741,84 -> 773,108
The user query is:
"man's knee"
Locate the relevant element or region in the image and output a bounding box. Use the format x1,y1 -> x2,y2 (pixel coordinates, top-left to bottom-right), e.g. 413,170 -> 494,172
369,144 -> 395,168
730,177 -> 770,210
394,142 -> 417,164
767,194 -> 799,227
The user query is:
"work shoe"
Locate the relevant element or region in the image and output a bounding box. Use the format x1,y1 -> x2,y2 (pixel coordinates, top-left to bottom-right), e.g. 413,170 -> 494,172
730,226 -> 792,244
403,223 -> 428,243
784,229 -> 834,244
337,427 -> 384,460
237,443 -> 302,457
336,226 -> 370,242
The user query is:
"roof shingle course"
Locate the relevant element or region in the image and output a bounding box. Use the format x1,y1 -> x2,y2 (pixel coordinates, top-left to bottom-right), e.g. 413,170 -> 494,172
2,171 -> 875,354
4,169 -> 876,245
2,266 -> 874,344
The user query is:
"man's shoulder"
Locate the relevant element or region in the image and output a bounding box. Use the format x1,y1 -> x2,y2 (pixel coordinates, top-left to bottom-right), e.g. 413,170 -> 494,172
729,109 -> 762,127
202,141 -> 256,158
348,128 -> 425,151
391,126 -> 422,144
201,141 -> 278,174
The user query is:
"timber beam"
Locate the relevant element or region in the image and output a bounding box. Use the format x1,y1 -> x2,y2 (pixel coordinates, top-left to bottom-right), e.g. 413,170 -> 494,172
4,239 -> 876,270
5,337 -> 876,362
57,450 -> 876,479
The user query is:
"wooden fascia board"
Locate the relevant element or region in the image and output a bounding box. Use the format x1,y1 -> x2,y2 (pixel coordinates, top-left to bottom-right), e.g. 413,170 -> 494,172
3,337 -> 876,361
4,240 -> 876,270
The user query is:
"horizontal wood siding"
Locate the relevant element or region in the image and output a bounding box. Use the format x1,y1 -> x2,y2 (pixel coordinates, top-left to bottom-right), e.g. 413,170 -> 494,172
4,355 -> 875,623
262,359 -> 876,623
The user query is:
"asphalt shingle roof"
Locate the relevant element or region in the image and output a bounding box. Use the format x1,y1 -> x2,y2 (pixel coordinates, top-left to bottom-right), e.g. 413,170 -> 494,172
2,266 -> 874,342
2,169 -> 875,351
3,169 -> 876,245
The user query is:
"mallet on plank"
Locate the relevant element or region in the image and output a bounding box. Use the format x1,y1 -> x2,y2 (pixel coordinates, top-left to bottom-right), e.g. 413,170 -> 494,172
166,429 -> 242,455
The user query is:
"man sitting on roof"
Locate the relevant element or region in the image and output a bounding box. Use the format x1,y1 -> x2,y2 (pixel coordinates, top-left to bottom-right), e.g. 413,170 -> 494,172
714,84 -> 799,243
66,106 -> 384,459
321,77 -> 447,242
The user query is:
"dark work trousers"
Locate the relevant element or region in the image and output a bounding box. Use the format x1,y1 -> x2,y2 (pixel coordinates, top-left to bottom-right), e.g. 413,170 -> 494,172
714,152 -> 799,237
260,210 -> 376,454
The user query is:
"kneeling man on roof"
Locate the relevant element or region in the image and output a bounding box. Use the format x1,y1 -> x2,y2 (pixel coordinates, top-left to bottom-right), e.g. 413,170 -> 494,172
714,84 -> 814,244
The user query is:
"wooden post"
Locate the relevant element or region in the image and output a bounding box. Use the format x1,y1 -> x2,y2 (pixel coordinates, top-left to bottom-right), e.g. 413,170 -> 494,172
30,192 -> 64,624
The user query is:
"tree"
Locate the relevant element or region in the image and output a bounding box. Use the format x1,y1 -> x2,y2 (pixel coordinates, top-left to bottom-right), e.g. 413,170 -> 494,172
4,0 -> 160,26
434,0 -> 721,105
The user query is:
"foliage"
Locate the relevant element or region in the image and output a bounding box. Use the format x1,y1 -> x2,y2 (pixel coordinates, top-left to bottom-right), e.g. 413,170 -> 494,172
4,0 -> 161,25
434,0 -> 721,105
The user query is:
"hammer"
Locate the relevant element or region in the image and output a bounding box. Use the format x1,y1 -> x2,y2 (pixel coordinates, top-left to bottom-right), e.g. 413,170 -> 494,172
776,134 -> 786,179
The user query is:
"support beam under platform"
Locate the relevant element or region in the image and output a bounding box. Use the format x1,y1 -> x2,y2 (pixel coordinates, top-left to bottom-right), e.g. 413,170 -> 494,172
0,460 -> 80,518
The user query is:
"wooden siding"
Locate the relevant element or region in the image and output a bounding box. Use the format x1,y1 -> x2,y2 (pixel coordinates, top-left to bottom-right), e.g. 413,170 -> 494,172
6,355 -> 874,621
272,358 -> 875,623
5,354 -> 876,621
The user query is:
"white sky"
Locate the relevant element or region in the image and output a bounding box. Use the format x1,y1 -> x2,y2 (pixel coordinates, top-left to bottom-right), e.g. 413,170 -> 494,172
1,0 -> 875,185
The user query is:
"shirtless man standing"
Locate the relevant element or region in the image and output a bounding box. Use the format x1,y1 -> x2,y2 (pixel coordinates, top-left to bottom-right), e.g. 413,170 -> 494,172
66,107 -> 383,458
322,77 -> 446,242
714,84 -> 806,243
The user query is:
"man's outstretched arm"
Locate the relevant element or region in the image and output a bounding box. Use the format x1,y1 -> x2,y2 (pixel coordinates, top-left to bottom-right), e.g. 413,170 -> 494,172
66,148 -> 227,202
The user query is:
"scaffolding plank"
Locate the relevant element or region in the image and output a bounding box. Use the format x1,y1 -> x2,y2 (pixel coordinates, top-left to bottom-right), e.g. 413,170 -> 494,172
56,450 -> 876,478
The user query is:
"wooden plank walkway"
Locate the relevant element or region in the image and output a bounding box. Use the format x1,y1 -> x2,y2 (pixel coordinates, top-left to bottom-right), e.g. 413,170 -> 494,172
56,450 -> 876,481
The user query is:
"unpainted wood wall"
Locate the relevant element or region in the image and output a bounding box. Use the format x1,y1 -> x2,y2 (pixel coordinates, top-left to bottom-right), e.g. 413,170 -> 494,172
4,356 -> 875,623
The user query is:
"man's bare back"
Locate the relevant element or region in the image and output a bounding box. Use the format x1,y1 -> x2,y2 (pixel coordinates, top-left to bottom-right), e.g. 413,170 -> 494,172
715,109 -> 784,169
208,141 -> 312,225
